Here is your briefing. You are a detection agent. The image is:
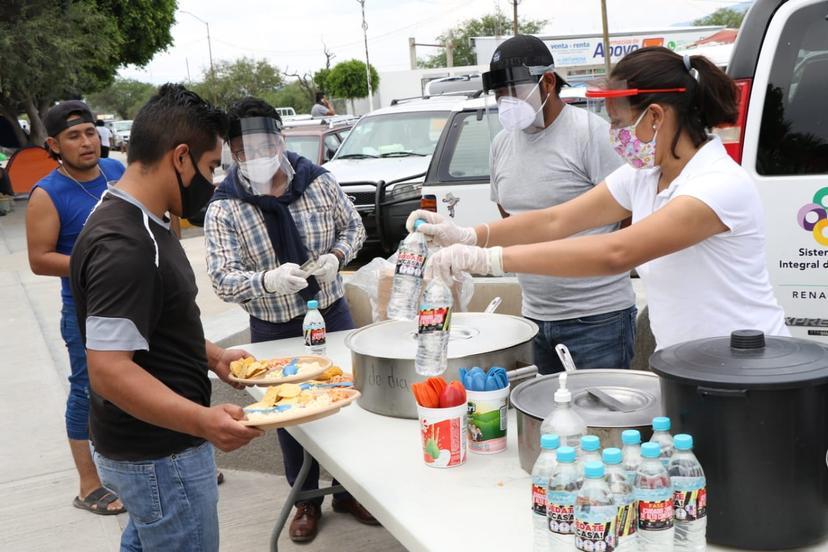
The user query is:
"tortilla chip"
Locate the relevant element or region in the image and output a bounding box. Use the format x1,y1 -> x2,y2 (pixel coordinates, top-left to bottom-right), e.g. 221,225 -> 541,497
278,383 -> 301,399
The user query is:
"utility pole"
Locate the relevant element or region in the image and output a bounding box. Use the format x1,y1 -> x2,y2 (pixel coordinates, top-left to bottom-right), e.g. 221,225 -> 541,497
511,0 -> 519,35
357,0 -> 374,111
409,37 -> 417,70
180,10 -> 214,79
600,0 -> 612,76
446,31 -> 454,68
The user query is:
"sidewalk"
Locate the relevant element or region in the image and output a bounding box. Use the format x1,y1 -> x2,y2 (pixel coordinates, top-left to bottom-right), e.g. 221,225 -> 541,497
0,201 -> 404,552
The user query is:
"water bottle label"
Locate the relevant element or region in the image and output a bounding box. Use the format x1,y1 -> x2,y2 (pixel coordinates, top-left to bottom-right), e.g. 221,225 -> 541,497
532,481 -> 547,515
395,251 -> 425,277
575,505 -> 617,551
637,496 -> 674,531
547,491 -> 575,535
616,501 -> 637,537
673,483 -> 707,522
304,327 -> 326,347
418,306 -> 451,334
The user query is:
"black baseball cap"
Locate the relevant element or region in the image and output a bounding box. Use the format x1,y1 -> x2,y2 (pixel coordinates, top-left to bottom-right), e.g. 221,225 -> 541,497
44,100 -> 95,138
483,34 -> 567,92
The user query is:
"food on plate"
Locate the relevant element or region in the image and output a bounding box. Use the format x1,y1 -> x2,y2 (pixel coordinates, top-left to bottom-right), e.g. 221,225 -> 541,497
317,365 -> 343,381
243,386 -> 358,425
229,356 -> 325,381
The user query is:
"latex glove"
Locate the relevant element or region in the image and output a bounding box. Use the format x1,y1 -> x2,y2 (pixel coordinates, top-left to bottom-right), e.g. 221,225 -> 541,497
404,209 -> 477,247
263,263 -> 308,295
424,244 -> 504,284
309,253 -> 340,284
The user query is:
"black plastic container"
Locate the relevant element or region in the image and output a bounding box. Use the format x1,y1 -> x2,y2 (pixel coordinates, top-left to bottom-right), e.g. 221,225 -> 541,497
651,330 -> 828,550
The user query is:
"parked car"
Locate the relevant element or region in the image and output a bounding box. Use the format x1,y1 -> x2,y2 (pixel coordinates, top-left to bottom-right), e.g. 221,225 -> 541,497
109,120 -> 132,151
283,116 -> 356,165
324,93 -> 475,251
717,0 -> 828,343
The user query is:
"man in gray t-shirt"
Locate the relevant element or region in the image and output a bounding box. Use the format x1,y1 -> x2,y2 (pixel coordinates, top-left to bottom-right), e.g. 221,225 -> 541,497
488,35 -> 635,374
311,92 -> 335,117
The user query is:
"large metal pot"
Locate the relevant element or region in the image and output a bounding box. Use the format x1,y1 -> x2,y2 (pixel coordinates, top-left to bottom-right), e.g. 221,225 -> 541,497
346,312 -> 538,419
511,370 -> 662,473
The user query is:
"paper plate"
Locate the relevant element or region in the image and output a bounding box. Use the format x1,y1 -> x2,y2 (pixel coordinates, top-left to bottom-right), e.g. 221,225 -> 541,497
240,389 -> 361,430
228,355 -> 332,386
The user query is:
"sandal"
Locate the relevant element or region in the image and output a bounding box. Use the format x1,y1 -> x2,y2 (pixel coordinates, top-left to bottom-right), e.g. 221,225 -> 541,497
217,471 -> 225,485
72,487 -> 125,516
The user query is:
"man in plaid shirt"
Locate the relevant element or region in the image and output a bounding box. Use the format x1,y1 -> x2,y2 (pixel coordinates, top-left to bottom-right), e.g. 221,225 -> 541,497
203,98 -> 374,542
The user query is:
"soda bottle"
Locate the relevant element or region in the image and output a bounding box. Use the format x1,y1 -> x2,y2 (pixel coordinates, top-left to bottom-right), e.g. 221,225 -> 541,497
669,434 -> 707,551
604,447 -> 638,551
548,446 -> 581,550
621,429 -> 643,487
635,442 -> 675,551
649,416 -> 674,469
575,461 -> 617,552
532,434 -> 561,552
540,372 -> 587,453
387,220 -> 428,321
414,277 -> 452,375
302,300 -> 326,355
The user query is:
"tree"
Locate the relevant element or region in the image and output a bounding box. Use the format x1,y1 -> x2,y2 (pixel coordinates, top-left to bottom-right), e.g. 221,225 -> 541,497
326,60 -> 379,113
191,57 -> 284,109
270,81 -> 313,114
87,79 -> 157,119
0,0 -> 176,145
693,7 -> 746,28
418,13 -> 547,68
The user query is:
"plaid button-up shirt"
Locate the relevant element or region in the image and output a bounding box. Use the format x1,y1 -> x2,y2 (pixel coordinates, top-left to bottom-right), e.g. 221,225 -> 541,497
204,172 -> 365,323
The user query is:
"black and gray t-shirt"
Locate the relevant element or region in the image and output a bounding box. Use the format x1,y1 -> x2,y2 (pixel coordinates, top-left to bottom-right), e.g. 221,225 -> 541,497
70,187 -> 210,461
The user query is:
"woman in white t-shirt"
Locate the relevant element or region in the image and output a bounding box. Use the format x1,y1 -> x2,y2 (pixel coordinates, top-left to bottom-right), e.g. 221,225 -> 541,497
407,46 -> 788,350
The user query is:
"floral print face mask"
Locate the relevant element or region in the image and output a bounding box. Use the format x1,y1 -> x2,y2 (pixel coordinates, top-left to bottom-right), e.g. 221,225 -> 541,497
610,108 -> 657,169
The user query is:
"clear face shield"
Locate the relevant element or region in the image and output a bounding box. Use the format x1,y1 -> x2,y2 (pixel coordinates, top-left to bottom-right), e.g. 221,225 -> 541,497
482,65 -> 554,140
227,117 -> 294,195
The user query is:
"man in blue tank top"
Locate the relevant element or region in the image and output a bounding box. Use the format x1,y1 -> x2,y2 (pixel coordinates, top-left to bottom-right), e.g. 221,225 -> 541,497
26,100 -> 126,515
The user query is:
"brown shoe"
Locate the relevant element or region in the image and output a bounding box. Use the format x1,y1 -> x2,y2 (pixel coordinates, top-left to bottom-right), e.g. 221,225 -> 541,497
289,502 -> 321,543
332,497 -> 381,526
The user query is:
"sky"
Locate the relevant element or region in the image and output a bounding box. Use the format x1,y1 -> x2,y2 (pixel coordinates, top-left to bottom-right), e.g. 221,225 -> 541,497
118,0 -> 748,84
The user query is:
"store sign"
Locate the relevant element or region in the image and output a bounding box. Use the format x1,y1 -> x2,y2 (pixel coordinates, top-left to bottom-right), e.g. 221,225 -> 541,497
543,32 -> 709,67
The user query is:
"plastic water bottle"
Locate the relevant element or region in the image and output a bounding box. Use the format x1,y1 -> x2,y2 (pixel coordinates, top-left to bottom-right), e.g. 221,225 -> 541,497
540,373 -> 587,453
575,461 -> 617,552
532,434 -> 561,552
414,277 -> 452,376
548,446 -> 581,550
669,434 -> 707,551
577,435 -> 602,476
621,429 -> 643,487
604,448 -> 638,551
387,221 -> 428,321
650,417 -> 674,469
302,300 -> 326,355
635,442 -> 675,551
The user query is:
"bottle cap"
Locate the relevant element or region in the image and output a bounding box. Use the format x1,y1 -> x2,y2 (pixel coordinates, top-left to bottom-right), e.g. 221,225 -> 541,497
413,219 -> 426,230
554,372 -> 572,403
540,434 -> 561,450
307,300 -> 319,310
556,446 -> 576,463
584,461 -> 605,479
581,435 -> 600,452
622,429 -> 641,445
652,416 -> 671,432
641,442 -> 662,459
602,448 -> 622,465
673,434 -> 694,451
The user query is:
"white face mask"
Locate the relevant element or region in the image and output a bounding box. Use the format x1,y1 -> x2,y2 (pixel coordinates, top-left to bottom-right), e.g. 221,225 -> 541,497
240,157 -> 280,194
497,81 -> 550,133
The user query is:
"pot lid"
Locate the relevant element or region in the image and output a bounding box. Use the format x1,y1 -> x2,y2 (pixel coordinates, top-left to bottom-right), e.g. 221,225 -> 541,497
650,330 -> 828,390
344,312 -> 537,360
510,370 -> 662,428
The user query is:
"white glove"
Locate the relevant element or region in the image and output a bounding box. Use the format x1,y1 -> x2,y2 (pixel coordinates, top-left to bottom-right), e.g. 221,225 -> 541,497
263,263 -> 309,295
309,253 -> 340,284
404,209 -> 477,247
424,244 -> 504,284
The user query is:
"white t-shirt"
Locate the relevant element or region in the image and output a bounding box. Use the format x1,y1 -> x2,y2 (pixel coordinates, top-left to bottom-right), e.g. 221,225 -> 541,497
605,136 -> 789,349
97,126 -> 112,147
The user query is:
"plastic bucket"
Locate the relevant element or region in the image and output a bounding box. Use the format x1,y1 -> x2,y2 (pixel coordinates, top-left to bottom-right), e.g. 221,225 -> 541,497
466,386 -> 509,454
417,403 -> 467,468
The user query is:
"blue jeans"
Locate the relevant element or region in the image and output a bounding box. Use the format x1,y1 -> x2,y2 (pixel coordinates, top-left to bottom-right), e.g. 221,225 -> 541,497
528,306 -> 637,375
61,302 -> 91,440
94,442 -> 219,552
250,297 -> 354,506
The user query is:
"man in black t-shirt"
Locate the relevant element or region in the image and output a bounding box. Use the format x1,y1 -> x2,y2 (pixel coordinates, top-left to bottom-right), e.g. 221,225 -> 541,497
70,84 -> 262,551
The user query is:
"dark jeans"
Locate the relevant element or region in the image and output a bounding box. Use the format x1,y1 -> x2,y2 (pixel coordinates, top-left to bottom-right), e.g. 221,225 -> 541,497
249,297 -> 355,506
528,305 -> 637,375
100,146 -> 110,158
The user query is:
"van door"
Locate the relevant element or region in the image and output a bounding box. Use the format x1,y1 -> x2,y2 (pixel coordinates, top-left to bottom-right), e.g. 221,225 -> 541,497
422,109 -> 501,227
741,0 -> 828,343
